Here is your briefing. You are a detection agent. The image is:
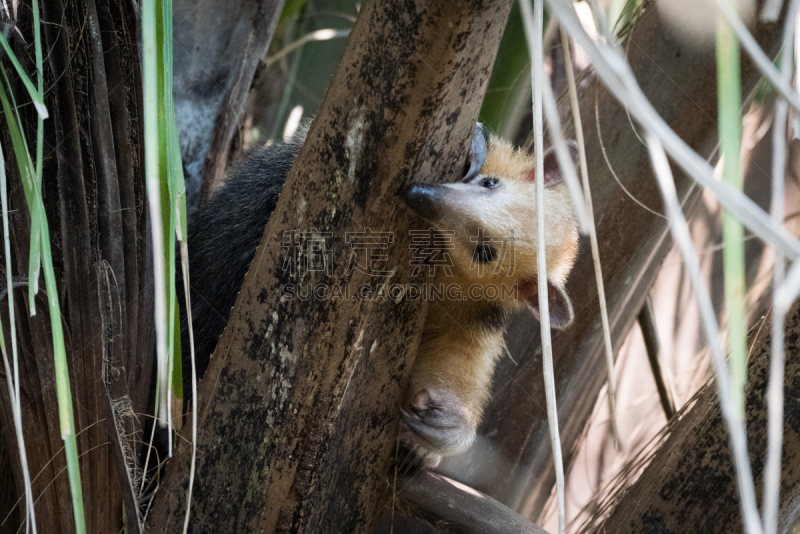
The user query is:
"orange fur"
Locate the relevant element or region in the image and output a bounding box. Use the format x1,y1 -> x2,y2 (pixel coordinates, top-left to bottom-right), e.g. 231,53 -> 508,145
404,132 -> 580,464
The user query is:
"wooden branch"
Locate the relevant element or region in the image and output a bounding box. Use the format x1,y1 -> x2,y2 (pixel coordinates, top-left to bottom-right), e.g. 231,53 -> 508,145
452,0 -> 793,517
171,0 -> 286,209
147,0 -> 513,531
392,471 -> 550,534
596,300 -> 800,532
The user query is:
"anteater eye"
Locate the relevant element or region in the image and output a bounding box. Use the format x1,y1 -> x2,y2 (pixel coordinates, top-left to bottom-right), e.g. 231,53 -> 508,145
482,177 -> 499,188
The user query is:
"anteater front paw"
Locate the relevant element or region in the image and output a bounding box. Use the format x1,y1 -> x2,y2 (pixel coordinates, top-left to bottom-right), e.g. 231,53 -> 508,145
397,387 -> 475,471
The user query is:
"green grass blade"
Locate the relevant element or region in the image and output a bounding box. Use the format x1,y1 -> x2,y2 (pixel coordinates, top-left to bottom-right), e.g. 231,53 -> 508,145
716,6 -> 763,534
647,133 -> 763,534
157,0 -> 182,406
0,67 -> 40,314
0,70 -> 34,184
40,221 -> 87,534
141,0 -> 171,438
0,60 -> 85,534
0,134 -> 38,534
160,2 -> 195,528
154,0 -> 178,431
26,210 -> 41,314
716,3 -> 747,417
32,0 -> 44,186
0,34 -> 47,119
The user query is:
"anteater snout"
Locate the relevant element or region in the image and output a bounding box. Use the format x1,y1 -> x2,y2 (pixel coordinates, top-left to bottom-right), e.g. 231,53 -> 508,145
404,183 -> 442,221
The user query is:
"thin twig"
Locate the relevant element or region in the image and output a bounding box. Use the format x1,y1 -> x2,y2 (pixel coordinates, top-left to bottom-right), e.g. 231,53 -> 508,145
0,76 -> 37,534
638,297 -> 677,420
795,11 -> 800,140
594,84 -> 666,219
763,2 -> 799,532
560,26 -> 619,448
523,17 -> 591,233
520,1 -> 566,532
139,391 -> 160,494
177,219 -> 197,534
761,0 -> 784,21
265,29 -> 351,67
647,133 -> 763,534
541,77 -> 591,234
546,0 -> 800,261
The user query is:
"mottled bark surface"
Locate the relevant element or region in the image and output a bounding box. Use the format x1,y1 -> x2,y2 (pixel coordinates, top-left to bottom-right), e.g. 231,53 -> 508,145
146,0 -> 512,532
440,0 -> 792,518
172,0 -> 286,210
0,1 -> 152,532
597,300 -> 800,532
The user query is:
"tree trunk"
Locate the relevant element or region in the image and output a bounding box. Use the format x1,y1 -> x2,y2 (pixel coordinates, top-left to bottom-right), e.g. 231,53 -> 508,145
441,0 -> 792,520
0,1 -> 152,532
145,0 -> 513,531
171,0 -> 286,210
596,299 -> 800,532
0,0 -> 294,531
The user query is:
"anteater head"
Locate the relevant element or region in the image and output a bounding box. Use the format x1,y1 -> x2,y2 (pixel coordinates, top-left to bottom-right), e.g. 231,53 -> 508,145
404,126 -> 580,329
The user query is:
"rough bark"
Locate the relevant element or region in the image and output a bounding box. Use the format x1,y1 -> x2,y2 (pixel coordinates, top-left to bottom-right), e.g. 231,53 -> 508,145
595,300 -> 800,532
172,0 -> 286,210
146,0 -> 512,532
439,0 -> 792,518
0,1 -> 153,532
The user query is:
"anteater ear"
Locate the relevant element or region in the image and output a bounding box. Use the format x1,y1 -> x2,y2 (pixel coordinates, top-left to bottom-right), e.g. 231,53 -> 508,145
519,279 -> 574,330
526,142 -> 579,187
